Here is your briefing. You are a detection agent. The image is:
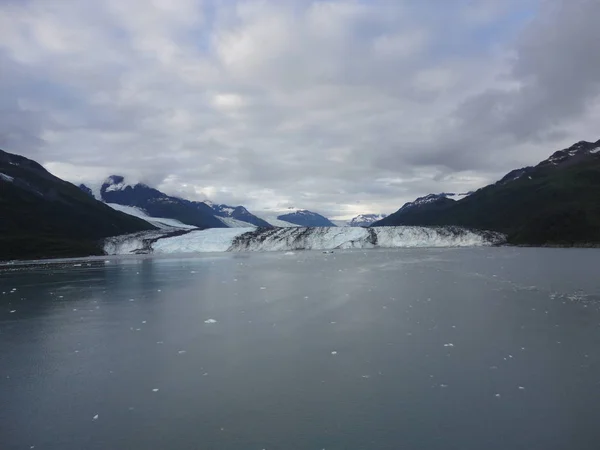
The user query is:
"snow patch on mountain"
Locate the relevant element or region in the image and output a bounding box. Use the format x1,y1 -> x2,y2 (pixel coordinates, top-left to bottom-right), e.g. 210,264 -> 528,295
0,172 -> 14,183
105,226 -> 505,255
349,214 -> 387,227
217,216 -> 257,228
253,212 -> 300,227
107,203 -> 197,230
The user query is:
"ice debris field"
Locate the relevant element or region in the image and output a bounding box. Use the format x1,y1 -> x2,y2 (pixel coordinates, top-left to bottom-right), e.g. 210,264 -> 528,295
105,226 -> 505,255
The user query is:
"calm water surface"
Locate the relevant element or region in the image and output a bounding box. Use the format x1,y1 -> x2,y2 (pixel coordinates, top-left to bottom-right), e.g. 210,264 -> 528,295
1,248 -> 600,450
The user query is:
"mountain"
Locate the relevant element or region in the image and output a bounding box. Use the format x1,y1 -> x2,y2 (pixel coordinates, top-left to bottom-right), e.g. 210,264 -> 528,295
374,139 -> 600,246
348,214 -> 387,227
0,150 -> 155,260
81,176 -> 226,229
277,210 -> 336,227
81,177 -> 269,229
206,202 -> 271,227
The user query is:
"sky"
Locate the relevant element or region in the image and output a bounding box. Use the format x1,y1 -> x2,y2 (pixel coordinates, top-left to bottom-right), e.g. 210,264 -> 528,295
1,0 -> 600,219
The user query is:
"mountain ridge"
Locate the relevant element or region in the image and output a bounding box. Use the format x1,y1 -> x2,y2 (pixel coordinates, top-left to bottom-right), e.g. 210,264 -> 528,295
373,139 -> 600,246
1,150 -> 155,260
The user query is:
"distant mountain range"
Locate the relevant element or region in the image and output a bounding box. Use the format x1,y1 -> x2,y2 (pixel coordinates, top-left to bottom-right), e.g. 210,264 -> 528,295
0,150 -> 154,260
3,137 -> 599,260
374,139 -> 600,246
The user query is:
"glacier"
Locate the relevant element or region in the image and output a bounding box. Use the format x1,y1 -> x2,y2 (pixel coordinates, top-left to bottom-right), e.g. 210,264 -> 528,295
105,226 -> 505,255
107,203 -> 197,230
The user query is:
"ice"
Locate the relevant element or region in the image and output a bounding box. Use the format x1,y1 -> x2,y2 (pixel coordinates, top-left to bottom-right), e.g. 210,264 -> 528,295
217,216 -> 257,228
153,228 -> 253,254
204,319 -> 217,324
10,310 -> 16,313
106,226 -> 504,255
495,394 -> 501,398
152,388 -> 159,392
93,414 -> 99,420
107,203 -> 197,230
331,351 -> 338,355
260,287 -> 267,290
443,343 -> 454,347
518,386 -> 525,390
178,350 -> 187,354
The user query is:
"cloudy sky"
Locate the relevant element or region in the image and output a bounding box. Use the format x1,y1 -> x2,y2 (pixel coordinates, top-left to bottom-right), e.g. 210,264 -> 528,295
1,0 -> 599,219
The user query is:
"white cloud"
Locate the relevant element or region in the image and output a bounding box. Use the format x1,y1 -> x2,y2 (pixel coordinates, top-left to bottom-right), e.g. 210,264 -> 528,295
1,0 -> 599,218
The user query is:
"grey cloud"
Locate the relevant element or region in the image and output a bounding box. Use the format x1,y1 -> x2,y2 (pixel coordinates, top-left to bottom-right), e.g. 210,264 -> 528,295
0,0 -> 598,218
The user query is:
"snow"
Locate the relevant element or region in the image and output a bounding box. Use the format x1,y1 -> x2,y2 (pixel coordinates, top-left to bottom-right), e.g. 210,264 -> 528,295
217,216 -> 257,228
0,172 -> 14,183
106,226 -> 505,255
252,211 -> 300,227
107,203 -> 196,230
590,146 -> 600,154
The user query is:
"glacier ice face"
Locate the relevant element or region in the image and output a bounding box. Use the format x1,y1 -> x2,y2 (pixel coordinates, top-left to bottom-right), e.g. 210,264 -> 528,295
153,228 -> 253,253
105,226 -> 505,255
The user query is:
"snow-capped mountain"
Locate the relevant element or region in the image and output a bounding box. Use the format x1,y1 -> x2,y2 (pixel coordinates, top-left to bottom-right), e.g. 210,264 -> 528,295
80,176 -> 268,229
277,209 -> 336,227
374,138 -> 600,245
348,214 -> 387,227
206,202 -> 271,227
498,139 -> 600,184
395,193 -> 459,214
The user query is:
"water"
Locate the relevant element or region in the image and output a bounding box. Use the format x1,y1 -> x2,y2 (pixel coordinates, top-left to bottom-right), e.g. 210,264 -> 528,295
1,247 -> 600,450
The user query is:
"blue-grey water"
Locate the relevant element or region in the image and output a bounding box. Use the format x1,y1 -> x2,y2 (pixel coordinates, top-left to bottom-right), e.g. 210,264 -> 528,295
1,248 -> 600,450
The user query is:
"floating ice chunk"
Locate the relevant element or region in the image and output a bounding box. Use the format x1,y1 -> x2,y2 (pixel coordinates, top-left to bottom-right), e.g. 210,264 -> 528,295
439,384 -> 448,388
204,319 -> 217,324
361,375 -> 370,379
518,386 -> 525,390
443,343 -> 454,347
73,264 -> 82,267
142,321 -> 147,324
331,351 -> 337,355
285,252 -> 295,255
260,287 -> 267,290
156,341 -> 164,344
93,414 -> 99,420
178,350 -> 186,354
152,388 -> 159,392
9,310 -> 16,313
495,394 -> 501,398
